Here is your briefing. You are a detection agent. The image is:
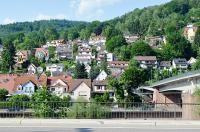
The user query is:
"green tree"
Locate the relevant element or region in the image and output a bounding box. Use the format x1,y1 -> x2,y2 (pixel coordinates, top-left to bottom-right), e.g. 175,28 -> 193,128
1,39 -> 16,73
131,41 -> 155,57
68,28 -> 79,41
48,46 -> 56,59
161,43 -> 177,60
0,89 -> 9,101
44,28 -> 59,41
74,62 -> 88,79
120,67 -> 145,102
106,35 -> 127,52
89,66 -> 100,80
108,77 -> 124,102
167,32 -> 193,59
9,94 -> 30,102
80,28 -> 91,40
194,26 -> 200,46
31,87 -> 54,118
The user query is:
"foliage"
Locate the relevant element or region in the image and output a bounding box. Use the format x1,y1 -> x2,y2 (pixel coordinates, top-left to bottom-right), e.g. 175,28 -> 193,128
31,87 -> 54,118
108,77 -> 124,102
89,66 -> 100,80
106,35 -> 127,52
0,89 -> 9,101
9,94 -> 30,102
131,41 -> 155,57
194,26 -> 200,47
1,38 -> 16,73
48,46 -> 56,59
67,97 -> 110,119
74,62 -> 88,79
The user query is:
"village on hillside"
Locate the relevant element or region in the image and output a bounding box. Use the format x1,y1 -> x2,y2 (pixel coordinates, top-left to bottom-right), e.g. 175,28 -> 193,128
0,23 -> 198,103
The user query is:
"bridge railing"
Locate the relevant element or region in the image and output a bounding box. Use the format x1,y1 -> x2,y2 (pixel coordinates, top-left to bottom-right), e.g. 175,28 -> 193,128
0,101 -> 199,119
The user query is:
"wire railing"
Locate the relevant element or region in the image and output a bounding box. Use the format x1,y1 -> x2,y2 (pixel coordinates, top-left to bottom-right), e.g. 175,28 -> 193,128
0,102 -> 199,120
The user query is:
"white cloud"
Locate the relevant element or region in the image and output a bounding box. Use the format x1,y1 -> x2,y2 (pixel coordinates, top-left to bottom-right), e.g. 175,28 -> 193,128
71,0 -> 121,19
35,13 -> 67,21
3,18 -> 15,24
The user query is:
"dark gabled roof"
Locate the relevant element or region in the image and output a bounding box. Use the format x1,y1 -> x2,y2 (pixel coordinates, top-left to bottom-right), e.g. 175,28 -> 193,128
173,58 -> 187,64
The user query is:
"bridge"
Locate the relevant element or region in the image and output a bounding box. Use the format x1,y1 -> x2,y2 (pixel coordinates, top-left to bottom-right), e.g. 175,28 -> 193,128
137,70 -> 200,120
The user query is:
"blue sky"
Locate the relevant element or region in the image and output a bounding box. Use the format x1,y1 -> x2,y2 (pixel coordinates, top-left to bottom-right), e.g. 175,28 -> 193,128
0,0 -> 171,24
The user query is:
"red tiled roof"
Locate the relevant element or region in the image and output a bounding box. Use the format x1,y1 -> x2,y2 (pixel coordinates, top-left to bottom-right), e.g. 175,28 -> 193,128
35,48 -> 48,56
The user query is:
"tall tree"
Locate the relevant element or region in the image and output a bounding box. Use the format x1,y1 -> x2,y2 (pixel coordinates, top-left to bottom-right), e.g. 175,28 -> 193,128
1,39 -> 16,73
74,62 -> 88,79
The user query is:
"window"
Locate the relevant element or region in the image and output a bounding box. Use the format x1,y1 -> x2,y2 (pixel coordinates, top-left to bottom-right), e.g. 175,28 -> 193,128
51,88 -> 55,91
79,91 -> 87,96
71,92 -> 74,95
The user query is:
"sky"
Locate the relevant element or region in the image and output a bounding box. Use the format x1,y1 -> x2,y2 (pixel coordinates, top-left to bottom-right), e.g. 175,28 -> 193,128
0,0 -> 171,25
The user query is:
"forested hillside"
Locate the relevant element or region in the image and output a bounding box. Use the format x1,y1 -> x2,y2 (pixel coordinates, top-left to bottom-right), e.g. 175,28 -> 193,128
106,0 -> 200,36
0,0 -> 200,57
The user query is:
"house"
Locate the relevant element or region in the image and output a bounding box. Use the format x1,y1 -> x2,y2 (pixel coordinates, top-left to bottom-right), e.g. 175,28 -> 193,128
95,70 -> 108,81
108,61 -> 129,76
69,79 -> 91,101
188,57 -> 197,66
134,56 -> 158,69
76,55 -> 93,65
56,45 -> 73,60
159,61 -> 172,71
106,53 -> 114,62
124,34 -> 140,43
15,50 -> 30,65
183,24 -> 198,43
0,74 -> 18,94
92,80 -> 114,98
97,51 -> 106,64
89,36 -> 106,45
46,64 -> 64,73
48,76 -> 72,97
15,81 -> 36,96
34,48 -> 49,61
78,47 -> 92,56
27,64 -> 37,74
85,64 -> 91,74
14,74 -> 47,96
145,36 -> 164,49
0,74 -> 47,95
43,39 -> 66,48
172,58 -> 188,69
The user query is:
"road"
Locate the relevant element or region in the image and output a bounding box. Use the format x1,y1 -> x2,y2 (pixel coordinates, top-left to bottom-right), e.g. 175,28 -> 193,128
0,119 -> 200,132
0,127 -> 200,132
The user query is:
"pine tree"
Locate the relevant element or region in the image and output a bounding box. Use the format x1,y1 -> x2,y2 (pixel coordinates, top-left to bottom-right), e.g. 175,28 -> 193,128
1,39 -> 16,73
74,62 -> 88,79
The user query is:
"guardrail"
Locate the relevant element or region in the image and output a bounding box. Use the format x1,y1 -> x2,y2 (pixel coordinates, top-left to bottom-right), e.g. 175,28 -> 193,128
0,102 -> 199,119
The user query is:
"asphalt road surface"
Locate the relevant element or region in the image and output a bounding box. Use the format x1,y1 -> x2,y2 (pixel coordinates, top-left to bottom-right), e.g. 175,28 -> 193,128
0,127 -> 200,132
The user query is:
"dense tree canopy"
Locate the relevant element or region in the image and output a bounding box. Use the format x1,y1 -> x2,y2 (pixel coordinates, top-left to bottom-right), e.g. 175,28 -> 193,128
106,35 -> 127,52
131,41 -> 155,57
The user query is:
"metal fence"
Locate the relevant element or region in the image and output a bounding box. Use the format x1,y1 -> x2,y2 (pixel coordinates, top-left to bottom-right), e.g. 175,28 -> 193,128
0,102 -> 199,120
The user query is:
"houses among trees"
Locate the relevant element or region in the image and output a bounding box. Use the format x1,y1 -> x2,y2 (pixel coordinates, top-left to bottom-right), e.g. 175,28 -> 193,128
0,0 -> 200,103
